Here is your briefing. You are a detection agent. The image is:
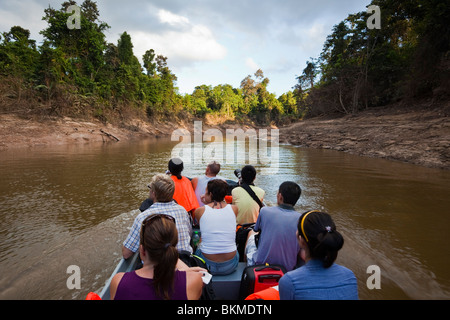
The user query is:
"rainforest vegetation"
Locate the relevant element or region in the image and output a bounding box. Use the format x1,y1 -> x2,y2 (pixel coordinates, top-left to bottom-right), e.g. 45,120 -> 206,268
0,0 -> 448,125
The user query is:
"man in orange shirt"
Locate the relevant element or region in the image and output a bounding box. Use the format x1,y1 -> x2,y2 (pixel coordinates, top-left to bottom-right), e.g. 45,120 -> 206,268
168,158 -> 199,214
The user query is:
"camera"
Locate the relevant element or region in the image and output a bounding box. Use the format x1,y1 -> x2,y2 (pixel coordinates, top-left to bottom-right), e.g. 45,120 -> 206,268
234,169 -> 242,180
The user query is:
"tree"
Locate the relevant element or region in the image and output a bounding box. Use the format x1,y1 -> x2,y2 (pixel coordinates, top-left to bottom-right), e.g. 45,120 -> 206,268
1,0 -> 299,123
80,0 -> 100,22
240,74 -> 257,112
143,49 -> 156,76
210,84 -> 241,116
296,59 -> 318,92
278,91 -> 298,116
239,69 -> 284,123
40,0 -> 110,91
0,26 -> 39,79
240,69 -> 272,115
190,85 -> 212,116
118,32 -> 133,65
300,0 -> 450,117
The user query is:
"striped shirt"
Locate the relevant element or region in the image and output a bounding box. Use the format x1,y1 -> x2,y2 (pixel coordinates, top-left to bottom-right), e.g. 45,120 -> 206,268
123,201 -> 193,253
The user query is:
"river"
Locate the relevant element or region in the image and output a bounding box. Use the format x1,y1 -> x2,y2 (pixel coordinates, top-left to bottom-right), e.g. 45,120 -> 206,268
0,137 -> 449,300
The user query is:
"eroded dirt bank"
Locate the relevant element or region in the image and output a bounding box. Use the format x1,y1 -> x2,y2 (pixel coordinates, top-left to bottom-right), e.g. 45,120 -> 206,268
279,101 -> 449,170
1,100 -> 449,170
0,114 -> 258,149
0,114 -> 179,149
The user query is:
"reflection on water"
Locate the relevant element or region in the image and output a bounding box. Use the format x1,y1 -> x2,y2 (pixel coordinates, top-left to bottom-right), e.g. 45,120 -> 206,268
0,138 -> 449,299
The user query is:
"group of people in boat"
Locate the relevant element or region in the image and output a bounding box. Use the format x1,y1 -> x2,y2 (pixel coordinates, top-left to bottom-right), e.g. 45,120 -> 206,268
110,158 -> 358,300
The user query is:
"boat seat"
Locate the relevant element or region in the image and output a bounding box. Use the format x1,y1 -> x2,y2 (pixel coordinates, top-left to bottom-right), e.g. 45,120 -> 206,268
211,262 -> 246,300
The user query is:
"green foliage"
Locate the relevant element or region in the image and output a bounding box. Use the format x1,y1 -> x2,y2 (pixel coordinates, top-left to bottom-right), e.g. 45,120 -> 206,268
143,49 -> 157,77
0,26 -> 40,79
298,0 -> 449,116
117,32 -> 134,66
0,0 -> 321,124
278,91 -> 298,116
2,0 -> 447,124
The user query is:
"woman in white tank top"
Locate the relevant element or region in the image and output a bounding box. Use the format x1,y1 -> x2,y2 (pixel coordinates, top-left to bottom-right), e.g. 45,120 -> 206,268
193,180 -> 239,275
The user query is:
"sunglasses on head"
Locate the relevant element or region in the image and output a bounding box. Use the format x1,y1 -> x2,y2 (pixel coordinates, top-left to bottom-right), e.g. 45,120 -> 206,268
141,214 -> 176,248
142,214 -> 176,227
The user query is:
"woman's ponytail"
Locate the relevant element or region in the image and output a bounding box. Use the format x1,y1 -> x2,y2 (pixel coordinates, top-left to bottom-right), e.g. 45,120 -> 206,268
298,211 -> 344,268
140,215 -> 179,300
314,229 -> 344,268
153,244 -> 179,300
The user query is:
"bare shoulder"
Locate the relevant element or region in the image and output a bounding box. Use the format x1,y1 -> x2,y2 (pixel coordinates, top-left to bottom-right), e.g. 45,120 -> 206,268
110,272 -> 125,300
194,206 -> 206,220
187,269 -> 203,280
186,270 -> 204,299
185,269 -> 203,288
112,272 -> 125,283
185,269 -> 204,300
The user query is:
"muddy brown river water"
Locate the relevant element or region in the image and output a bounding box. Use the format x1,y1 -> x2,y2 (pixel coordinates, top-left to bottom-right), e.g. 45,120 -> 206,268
0,137 -> 449,299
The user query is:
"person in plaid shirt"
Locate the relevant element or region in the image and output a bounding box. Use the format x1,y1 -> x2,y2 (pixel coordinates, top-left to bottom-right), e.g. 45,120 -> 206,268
122,174 -> 193,259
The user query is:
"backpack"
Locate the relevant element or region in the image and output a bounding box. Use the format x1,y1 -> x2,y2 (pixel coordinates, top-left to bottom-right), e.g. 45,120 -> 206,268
235,223 -> 255,262
178,251 -> 216,300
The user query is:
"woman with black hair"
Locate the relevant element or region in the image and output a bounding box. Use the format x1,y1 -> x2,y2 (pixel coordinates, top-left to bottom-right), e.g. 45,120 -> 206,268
168,158 -> 199,214
193,179 -> 239,275
231,165 -> 265,224
279,211 -> 358,300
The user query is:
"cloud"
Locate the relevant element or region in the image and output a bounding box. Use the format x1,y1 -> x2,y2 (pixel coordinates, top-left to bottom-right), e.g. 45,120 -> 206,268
245,58 -> 260,72
0,1 -> 48,41
129,8 -> 227,68
295,22 -> 328,53
157,9 -> 189,27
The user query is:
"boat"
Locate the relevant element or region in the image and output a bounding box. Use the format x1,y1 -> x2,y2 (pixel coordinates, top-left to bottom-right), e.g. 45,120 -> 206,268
97,251 -> 141,300
87,177 -> 268,300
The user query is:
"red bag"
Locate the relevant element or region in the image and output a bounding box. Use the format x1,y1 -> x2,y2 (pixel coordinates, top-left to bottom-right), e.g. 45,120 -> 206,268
239,264 -> 286,300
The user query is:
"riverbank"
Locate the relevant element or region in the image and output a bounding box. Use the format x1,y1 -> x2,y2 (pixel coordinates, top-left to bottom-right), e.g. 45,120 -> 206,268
1,99 -> 448,170
0,113 -> 257,149
279,99 -> 449,170
0,113 -> 177,149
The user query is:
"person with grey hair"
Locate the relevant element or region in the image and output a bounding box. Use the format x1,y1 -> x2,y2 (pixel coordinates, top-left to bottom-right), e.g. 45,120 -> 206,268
122,174 -> 193,259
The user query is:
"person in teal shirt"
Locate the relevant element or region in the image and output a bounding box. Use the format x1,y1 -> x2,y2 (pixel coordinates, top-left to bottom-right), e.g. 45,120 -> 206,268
279,211 -> 358,300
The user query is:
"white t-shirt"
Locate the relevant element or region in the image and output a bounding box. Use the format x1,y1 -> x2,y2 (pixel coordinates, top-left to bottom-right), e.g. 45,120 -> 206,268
199,204 -> 237,254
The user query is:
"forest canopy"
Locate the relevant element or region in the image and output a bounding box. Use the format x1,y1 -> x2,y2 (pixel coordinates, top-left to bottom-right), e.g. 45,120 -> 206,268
295,0 -> 449,116
0,0 -> 448,124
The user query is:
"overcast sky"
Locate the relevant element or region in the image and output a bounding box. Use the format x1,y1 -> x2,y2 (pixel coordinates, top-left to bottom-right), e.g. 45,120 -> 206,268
0,0 -> 370,95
